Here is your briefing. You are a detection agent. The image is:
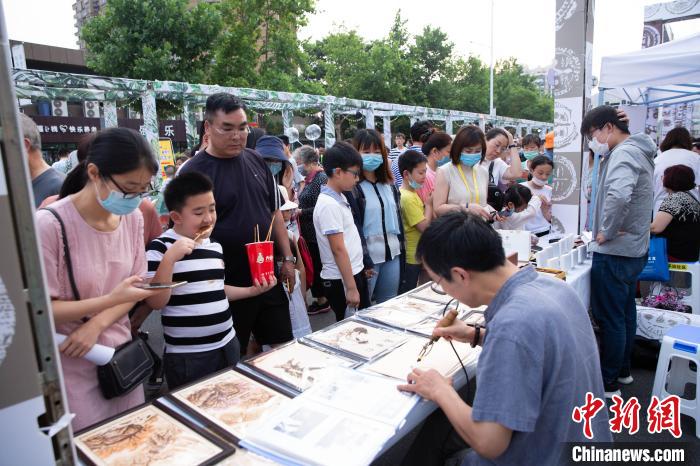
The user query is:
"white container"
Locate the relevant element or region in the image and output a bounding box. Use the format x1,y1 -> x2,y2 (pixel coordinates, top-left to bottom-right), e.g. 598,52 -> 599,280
547,257 -> 560,269
575,246 -> 585,264
560,253 -> 572,272
536,251 -> 547,268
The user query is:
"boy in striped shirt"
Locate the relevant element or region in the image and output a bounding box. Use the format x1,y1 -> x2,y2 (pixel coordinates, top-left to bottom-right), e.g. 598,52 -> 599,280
145,172 -> 275,389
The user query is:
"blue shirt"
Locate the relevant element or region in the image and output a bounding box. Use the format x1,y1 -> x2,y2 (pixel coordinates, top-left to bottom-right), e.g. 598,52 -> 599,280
465,266 -> 611,466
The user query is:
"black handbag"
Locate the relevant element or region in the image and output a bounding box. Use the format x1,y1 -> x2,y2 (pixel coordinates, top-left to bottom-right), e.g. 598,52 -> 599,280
486,161 -> 505,211
43,207 -> 155,399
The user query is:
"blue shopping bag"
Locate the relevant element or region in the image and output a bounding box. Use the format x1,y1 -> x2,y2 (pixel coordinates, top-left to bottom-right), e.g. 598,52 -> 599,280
638,236 -> 670,282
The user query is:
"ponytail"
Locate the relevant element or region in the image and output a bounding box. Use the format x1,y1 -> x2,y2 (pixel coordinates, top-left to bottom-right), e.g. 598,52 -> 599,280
57,128 -> 156,198
59,160 -> 89,198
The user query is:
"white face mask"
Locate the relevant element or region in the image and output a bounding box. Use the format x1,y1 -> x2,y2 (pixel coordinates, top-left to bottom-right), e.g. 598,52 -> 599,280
588,128 -> 611,156
531,177 -> 546,187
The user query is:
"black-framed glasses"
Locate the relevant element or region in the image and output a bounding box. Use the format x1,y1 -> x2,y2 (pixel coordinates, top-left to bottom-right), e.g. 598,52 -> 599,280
344,168 -> 360,178
107,176 -> 152,200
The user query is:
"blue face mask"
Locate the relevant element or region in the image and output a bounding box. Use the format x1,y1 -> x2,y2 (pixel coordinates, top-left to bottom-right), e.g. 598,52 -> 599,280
95,182 -> 142,216
459,152 -> 481,167
523,151 -> 539,160
408,176 -> 423,190
437,156 -> 451,167
362,154 -> 383,172
267,161 -> 283,176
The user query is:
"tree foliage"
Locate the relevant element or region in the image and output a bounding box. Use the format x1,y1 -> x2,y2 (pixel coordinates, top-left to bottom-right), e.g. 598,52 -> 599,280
211,0 -> 322,94
81,0 -> 221,83
82,2 -> 552,122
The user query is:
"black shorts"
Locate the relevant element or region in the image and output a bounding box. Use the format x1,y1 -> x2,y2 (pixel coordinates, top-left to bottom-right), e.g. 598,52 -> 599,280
230,281 -> 293,350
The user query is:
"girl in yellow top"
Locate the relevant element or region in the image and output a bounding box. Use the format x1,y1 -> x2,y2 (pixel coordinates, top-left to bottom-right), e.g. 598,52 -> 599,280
433,125 -> 492,221
398,150 -> 433,293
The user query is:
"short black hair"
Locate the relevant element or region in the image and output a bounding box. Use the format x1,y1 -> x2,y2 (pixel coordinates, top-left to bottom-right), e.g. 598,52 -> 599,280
277,134 -> 290,146
521,134 -> 541,147
164,171 -> 213,212
485,127 -> 509,142
322,141 -> 362,177
580,105 -> 629,137
416,211 -> 506,279
398,149 -> 427,175
204,93 -> 246,121
503,184 -> 532,209
530,155 -> 553,171
410,120 -> 435,143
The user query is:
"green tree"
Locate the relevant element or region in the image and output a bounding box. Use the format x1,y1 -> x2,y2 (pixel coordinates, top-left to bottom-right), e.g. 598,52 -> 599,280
494,58 -> 553,121
211,0 -> 322,94
81,0 -> 222,82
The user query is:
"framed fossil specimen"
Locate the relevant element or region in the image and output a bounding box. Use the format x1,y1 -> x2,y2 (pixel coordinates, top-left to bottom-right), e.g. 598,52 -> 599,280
303,319 -> 407,362
241,341 -> 357,394
407,282 -> 453,304
75,403 -> 232,466
164,369 -> 290,444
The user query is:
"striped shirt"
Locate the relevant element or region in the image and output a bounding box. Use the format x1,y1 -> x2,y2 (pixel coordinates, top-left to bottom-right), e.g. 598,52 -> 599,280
391,145 -> 422,188
146,229 -> 235,353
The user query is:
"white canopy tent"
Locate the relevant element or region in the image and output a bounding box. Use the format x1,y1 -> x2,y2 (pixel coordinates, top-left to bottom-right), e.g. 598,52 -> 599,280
597,32 -> 700,107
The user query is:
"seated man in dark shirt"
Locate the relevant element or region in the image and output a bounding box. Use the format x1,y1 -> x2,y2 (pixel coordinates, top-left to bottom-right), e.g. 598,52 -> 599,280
399,212 -> 611,466
180,93 -> 294,355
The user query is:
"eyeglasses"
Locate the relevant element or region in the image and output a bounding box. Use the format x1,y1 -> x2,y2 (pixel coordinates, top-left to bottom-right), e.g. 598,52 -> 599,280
107,176 -> 152,200
210,124 -> 250,136
344,168 -> 360,178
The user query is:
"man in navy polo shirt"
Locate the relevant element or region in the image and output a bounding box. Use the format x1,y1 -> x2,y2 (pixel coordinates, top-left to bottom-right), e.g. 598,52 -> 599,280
399,212 -> 611,466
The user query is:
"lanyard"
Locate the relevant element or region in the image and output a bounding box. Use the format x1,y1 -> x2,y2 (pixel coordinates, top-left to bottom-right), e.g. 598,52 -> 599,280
457,164 -> 480,205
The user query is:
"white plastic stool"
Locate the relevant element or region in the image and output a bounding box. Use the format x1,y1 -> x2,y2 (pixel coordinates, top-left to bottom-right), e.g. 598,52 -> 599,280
667,262 -> 700,315
652,324 -> 700,438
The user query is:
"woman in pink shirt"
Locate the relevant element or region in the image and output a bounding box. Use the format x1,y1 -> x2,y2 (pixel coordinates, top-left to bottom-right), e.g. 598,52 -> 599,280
35,128 -> 166,431
417,131 -> 453,208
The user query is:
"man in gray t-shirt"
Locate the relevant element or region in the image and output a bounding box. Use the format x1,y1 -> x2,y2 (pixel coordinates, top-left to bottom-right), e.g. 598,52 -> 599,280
32,168 -> 65,207
19,114 -> 66,207
399,212 -> 611,466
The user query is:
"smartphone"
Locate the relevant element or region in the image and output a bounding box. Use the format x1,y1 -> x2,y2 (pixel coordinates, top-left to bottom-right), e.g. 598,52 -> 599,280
134,281 -> 187,289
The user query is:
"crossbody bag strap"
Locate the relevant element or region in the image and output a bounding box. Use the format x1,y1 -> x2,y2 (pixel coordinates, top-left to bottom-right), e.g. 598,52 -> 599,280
488,161 -> 495,185
41,207 -> 90,324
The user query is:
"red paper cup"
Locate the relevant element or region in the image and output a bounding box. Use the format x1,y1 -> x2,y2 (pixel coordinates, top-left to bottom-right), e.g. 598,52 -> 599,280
245,241 -> 275,283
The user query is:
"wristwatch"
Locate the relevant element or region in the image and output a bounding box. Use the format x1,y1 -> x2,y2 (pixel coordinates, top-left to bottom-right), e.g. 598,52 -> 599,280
283,256 -> 297,264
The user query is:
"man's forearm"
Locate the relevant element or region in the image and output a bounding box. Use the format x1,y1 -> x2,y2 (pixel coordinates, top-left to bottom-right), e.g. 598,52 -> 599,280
434,385 -> 511,459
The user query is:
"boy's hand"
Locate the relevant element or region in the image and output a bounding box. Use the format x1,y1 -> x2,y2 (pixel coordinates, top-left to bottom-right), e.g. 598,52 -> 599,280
165,238 -> 196,262
253,275 -> 277,296
346,287 -> 360,308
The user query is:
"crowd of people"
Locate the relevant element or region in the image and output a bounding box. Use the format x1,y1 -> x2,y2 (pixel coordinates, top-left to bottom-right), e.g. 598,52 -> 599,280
19,94 -> 700,463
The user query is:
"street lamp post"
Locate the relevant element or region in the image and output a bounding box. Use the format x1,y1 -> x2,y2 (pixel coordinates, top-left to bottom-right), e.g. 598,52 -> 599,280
489,0 -> 495,118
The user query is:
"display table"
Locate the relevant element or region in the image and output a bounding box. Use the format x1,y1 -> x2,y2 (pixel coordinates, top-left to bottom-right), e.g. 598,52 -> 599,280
566,259 -> 592,310
74,265 -> 593,466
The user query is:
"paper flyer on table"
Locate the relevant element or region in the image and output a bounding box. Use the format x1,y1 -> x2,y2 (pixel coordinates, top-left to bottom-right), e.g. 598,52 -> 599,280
302,366 -> 419,428
243,397 -> 395,466
54,334 -> 114,365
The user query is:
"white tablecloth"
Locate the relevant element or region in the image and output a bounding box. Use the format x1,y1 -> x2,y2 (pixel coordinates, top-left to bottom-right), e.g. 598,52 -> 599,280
565,259 -> 592,310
